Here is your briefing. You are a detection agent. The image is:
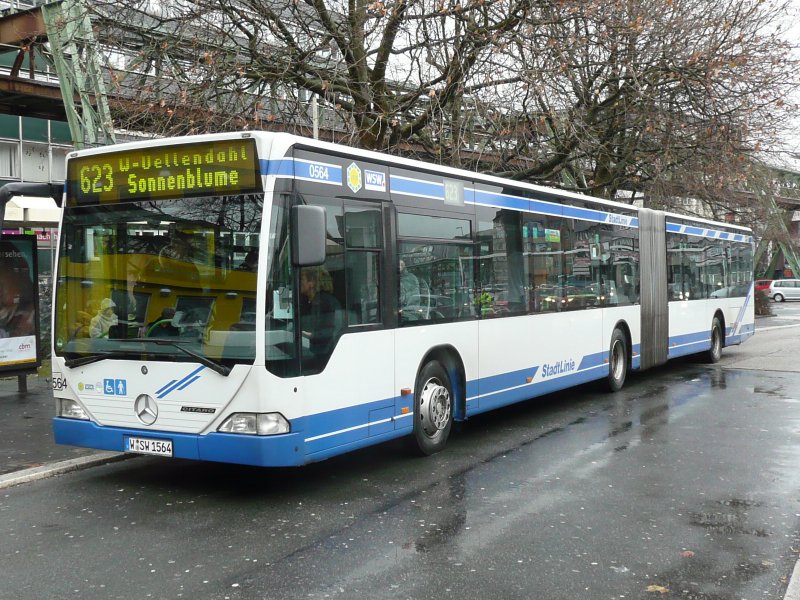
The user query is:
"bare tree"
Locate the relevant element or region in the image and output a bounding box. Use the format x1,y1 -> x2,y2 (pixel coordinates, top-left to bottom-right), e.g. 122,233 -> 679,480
475,0 -> 799,203
72,0 -> 798,212
90,0 -> 531,154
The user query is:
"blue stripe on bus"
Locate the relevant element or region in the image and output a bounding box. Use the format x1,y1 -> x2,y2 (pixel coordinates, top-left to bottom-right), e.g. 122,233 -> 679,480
727,325 -> 755,346
262,160 -> 750,242
731,284 -> 754,337
667,330 -> 714,359
260,158 -> 344,185
303,426 -> 412,462
578,351 -> 606,371
156,366 -> 205,399
53,321 -> 750,467
260,158 -> 293,177
666,221 -> 753,243
294,159 -> 342,184
630,343 -> 642,371
668,340 -> 709,359
239,329 -> 731,457
468,367 -> 604,417
472,190 -> 536,213
669,331 -> 710,346
390,175 -> 444,199
393,175 -> 638,228
471,190 -> 638,227
465,351 -> 607,416
177,375 -> 202,391
567,206 -> 612,223
474,365 -> 540,397
301,395 -> 406,455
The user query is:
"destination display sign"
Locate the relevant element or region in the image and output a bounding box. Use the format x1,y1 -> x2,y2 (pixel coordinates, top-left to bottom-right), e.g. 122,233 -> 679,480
66,138 -> 261,205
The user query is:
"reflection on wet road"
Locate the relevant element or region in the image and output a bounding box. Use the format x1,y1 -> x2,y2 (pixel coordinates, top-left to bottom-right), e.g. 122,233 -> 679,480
227,366 -> 800,599
2,365 -> 800,599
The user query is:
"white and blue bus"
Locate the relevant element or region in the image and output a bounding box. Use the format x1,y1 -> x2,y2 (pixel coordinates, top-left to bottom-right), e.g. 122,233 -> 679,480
50,132 -> 754,466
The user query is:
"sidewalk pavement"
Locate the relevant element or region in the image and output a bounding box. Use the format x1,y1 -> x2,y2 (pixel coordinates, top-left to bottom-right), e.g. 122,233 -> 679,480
0,370 -> 119,482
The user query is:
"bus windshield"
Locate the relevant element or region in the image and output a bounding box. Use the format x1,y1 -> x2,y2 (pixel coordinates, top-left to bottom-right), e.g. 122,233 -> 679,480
54,193 -> 263,367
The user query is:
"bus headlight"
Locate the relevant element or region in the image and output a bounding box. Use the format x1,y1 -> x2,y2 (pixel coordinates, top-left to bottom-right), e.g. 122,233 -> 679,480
59,399 -> 89,420
218,413 -> 290,435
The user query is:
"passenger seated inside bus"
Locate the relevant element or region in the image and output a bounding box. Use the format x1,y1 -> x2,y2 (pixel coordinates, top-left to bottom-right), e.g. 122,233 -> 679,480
299,266 -> 342,356
71,299 -> 99,339
89,298 -> 118,338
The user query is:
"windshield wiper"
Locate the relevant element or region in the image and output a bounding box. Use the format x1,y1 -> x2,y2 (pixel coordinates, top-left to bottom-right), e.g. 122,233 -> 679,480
64,352 -> 122,368
148,340 -> 231,376
115,338 -> 231,376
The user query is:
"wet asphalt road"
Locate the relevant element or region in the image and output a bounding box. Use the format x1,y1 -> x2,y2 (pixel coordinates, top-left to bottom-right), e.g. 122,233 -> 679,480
2,304 -> 800,600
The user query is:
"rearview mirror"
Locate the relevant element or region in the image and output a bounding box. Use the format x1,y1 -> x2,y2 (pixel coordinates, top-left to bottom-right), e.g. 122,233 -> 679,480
291,205 -> 326,266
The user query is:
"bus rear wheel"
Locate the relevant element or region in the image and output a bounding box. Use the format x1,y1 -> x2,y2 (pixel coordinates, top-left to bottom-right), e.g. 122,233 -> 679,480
411,361 -> 453,455
605,328 -> 628,392
705,317 -> 723,363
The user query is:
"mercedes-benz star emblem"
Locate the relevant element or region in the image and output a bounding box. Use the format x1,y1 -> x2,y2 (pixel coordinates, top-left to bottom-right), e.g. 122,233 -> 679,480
134,394 -> 158,426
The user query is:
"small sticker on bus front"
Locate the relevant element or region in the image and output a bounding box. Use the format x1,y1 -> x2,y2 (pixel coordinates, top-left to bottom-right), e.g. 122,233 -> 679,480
364,169 -> 386,192
51,372 -> 67,391
347,163 -> 363,193
103,379 -> 128,396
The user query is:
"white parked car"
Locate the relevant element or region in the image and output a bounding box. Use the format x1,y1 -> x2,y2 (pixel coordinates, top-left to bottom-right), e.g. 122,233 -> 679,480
769,279 -> 800,302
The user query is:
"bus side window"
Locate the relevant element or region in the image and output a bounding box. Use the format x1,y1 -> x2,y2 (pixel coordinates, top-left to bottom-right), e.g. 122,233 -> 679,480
345,205 -> 383,326
297,196 -> 347,375
347,250 -> 381,325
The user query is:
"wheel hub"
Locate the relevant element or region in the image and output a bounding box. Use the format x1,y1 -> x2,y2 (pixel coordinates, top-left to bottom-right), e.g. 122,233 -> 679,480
611,340 -> 624,380
420,378 -> 451,436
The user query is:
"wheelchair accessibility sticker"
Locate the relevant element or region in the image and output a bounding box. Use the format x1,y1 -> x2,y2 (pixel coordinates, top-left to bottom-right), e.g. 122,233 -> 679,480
104,379 -> 127,396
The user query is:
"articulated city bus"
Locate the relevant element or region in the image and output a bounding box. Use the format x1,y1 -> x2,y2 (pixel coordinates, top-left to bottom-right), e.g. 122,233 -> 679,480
50,132 -> 754,466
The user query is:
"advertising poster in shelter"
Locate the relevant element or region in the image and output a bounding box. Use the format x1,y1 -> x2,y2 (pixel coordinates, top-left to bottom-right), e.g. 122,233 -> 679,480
0,235 -> 40,371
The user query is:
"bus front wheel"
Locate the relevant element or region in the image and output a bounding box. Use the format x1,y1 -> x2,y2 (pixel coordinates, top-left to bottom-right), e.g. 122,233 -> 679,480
412,361 -> 453,455
605,328 -> 628,392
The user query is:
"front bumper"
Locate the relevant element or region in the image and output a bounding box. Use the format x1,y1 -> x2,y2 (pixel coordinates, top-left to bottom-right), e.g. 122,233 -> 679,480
53,417 -> 305,467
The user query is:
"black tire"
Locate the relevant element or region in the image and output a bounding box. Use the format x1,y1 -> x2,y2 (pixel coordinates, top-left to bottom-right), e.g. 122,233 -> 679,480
605,328 -> 628,392
411,361 -> 454,455
774,293 -> 785,303
705,317 -> 723,363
